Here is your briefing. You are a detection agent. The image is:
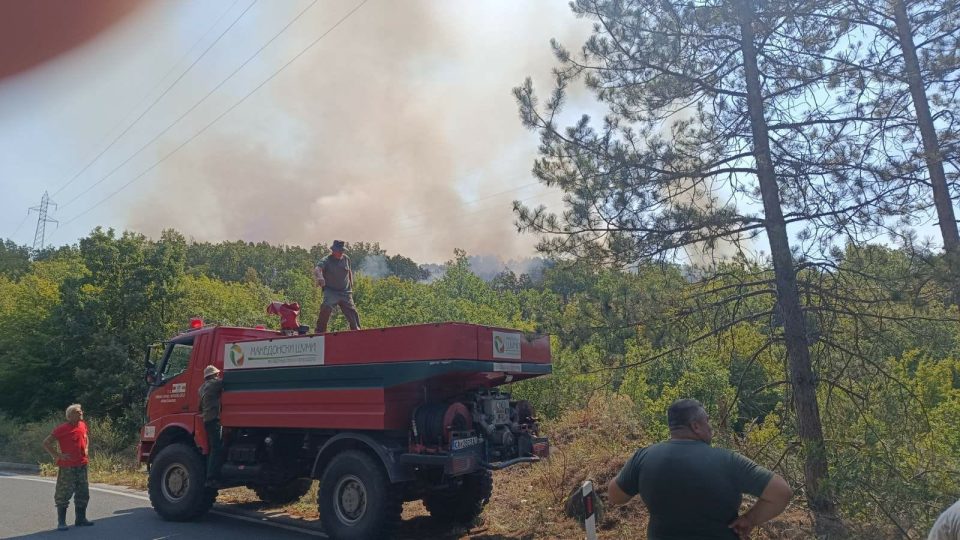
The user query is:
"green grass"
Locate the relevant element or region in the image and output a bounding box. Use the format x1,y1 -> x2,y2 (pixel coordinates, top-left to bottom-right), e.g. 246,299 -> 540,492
0,412 -> 146,488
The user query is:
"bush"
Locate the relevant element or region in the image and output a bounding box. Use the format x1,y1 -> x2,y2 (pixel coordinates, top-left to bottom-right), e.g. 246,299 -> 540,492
0,412 -> 138,468
0,412 -> 60,464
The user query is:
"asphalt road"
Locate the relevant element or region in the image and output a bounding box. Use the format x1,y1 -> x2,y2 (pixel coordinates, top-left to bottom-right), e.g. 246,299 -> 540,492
0,472 -> 323,539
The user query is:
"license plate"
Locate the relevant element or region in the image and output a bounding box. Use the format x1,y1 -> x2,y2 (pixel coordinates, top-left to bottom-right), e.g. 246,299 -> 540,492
533,440 -> 550,458
451,436 -> 480,451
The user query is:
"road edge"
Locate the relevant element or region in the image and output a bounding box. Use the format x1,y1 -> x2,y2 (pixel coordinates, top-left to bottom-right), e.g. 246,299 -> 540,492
0,472 -> 327,537
0,461 -> 40,473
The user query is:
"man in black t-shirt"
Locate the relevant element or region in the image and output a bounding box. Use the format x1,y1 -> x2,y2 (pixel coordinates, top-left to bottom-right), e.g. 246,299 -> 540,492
608,399 -> 793,539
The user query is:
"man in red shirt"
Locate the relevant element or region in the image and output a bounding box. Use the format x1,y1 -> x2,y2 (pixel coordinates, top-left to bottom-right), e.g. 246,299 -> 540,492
42,403 -> 94,531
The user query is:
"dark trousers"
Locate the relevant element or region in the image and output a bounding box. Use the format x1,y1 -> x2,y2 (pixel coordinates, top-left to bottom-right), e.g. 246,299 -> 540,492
204,419 -> 223,480
315,292 -> 361,333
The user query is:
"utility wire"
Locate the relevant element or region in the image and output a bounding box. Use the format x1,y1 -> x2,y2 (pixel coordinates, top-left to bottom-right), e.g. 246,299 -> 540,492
6,212 -> 31,242
58,0 -> 320,212
391,179 -> 540,228
386,189 -> 557,243
58,0 -> 261,209
60,0 -> 370,227
51,0 -> 251,198
390,180 -> 543,234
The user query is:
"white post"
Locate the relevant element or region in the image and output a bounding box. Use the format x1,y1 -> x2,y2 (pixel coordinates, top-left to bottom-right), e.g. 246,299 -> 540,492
581,480 -> 598,540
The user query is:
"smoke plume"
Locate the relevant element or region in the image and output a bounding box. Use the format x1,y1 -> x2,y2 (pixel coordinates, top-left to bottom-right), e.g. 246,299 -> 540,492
357,254 -> 389,279
126,1 -> 590,263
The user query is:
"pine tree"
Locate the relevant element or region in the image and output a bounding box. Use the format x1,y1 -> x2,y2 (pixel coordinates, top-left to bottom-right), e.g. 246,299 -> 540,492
511,0 -> 918,530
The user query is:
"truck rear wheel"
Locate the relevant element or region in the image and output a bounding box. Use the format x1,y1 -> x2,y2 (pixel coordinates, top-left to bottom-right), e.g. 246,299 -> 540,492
424,469 -> 493,525
318,450 -> 401,540
253,478 -> 313,505
148,443 -> 217,521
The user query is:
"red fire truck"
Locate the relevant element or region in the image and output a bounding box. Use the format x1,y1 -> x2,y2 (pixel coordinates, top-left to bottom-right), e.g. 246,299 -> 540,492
138,321 -> 550,540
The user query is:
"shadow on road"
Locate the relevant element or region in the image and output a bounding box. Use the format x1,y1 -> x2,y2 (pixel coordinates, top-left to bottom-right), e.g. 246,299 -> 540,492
214,496 -> 532,539
4,506 -> 322,540
397,515 -> 529,540
4,502 -> 530,540
5,507 -> 163,539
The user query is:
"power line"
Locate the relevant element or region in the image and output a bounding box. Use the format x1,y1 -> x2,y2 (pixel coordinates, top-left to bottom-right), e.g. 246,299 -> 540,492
58,0 -> 327,214
60,0 -> 370,227
390,179 -> 540,228
448,180 -> 540,205
6,211 -> 31,242
51,0 -> 251,198
390,180 -> 542,233
385,189 -> 557,243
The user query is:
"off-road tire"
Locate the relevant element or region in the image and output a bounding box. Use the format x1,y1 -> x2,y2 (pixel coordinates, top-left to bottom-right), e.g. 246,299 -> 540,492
317,450 -> 402,540
423,469 -> 493,525
148,443 -> 217,521
253,478 -> 313,505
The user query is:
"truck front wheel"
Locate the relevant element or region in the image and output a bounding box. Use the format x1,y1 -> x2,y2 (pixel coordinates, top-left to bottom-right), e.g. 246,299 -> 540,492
318,450 -> 401,540
148,443 -> 217,521
424,469 -> 493,525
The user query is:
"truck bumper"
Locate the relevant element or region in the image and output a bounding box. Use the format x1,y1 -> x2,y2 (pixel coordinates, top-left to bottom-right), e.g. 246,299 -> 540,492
484,456 -> 542,470
398,450 -> 481,476
399,435 -> 549,475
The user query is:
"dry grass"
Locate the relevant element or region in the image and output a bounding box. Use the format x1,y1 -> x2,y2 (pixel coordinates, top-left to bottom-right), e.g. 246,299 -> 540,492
215,394 -> 814,539
39,454 -> 148,490
468,394 -> 813,539
479,394 -> 651,539
35,396 -> 816,538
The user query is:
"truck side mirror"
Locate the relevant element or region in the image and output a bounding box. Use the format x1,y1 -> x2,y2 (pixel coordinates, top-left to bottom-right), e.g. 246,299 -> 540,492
144,347 -> 155,369
144,346 -> 158,385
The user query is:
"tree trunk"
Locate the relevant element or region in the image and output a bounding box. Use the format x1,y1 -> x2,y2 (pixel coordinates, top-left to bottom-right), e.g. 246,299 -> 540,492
892,0 -> 960,300
736,0 -> 841,535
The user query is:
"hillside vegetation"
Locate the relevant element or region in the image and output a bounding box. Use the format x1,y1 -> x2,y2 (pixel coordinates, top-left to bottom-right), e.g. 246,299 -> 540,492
1,233 -> 958,537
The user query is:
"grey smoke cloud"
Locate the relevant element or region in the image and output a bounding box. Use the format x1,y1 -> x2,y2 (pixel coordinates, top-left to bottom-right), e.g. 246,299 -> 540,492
126,1 -> 591,263
466,254 -> 547,282
357,254 -> 389,279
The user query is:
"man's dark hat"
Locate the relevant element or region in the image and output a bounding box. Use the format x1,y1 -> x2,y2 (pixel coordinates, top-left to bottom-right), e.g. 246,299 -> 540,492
331,240 -> 345,251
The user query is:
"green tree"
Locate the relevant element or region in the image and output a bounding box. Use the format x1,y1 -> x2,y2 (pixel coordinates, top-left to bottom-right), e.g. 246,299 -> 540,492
57,228 -> 185,421
509,0 -> 910,528
175,275 -> 276,328
386,254 -> 429,281
789,0 -> 960,302
341,241 -> 386,274
0,257 -> 86,417
0,239 -> 31,279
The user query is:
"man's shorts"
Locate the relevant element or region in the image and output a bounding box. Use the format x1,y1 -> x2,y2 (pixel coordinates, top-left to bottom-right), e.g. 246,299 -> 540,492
322,289 -> 356,308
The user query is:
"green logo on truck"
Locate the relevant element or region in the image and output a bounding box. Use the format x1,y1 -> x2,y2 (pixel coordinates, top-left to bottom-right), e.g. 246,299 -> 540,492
492,331 -> 522,359
229,344 -> 245,367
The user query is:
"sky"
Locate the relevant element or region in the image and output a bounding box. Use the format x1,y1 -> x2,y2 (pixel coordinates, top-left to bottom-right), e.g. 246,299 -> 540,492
0,1 -> 596,264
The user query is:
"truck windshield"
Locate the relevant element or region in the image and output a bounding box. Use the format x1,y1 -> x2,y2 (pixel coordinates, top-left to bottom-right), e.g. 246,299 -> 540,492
158,339 -> 194,382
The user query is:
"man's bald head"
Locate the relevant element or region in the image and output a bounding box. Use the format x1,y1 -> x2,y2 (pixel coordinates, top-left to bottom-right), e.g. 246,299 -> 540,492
667,398 -> 713,443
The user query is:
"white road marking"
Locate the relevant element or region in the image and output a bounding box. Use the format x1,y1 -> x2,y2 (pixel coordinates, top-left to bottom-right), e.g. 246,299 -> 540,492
0,473 -> 150,501
0,473 -> 326,537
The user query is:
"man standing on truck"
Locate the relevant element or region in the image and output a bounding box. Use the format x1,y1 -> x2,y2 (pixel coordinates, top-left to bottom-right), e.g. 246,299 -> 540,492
313,239 -> 361,333
42,403 -> 95,531
199,365 -> 224,486
607,398 -> 793,539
